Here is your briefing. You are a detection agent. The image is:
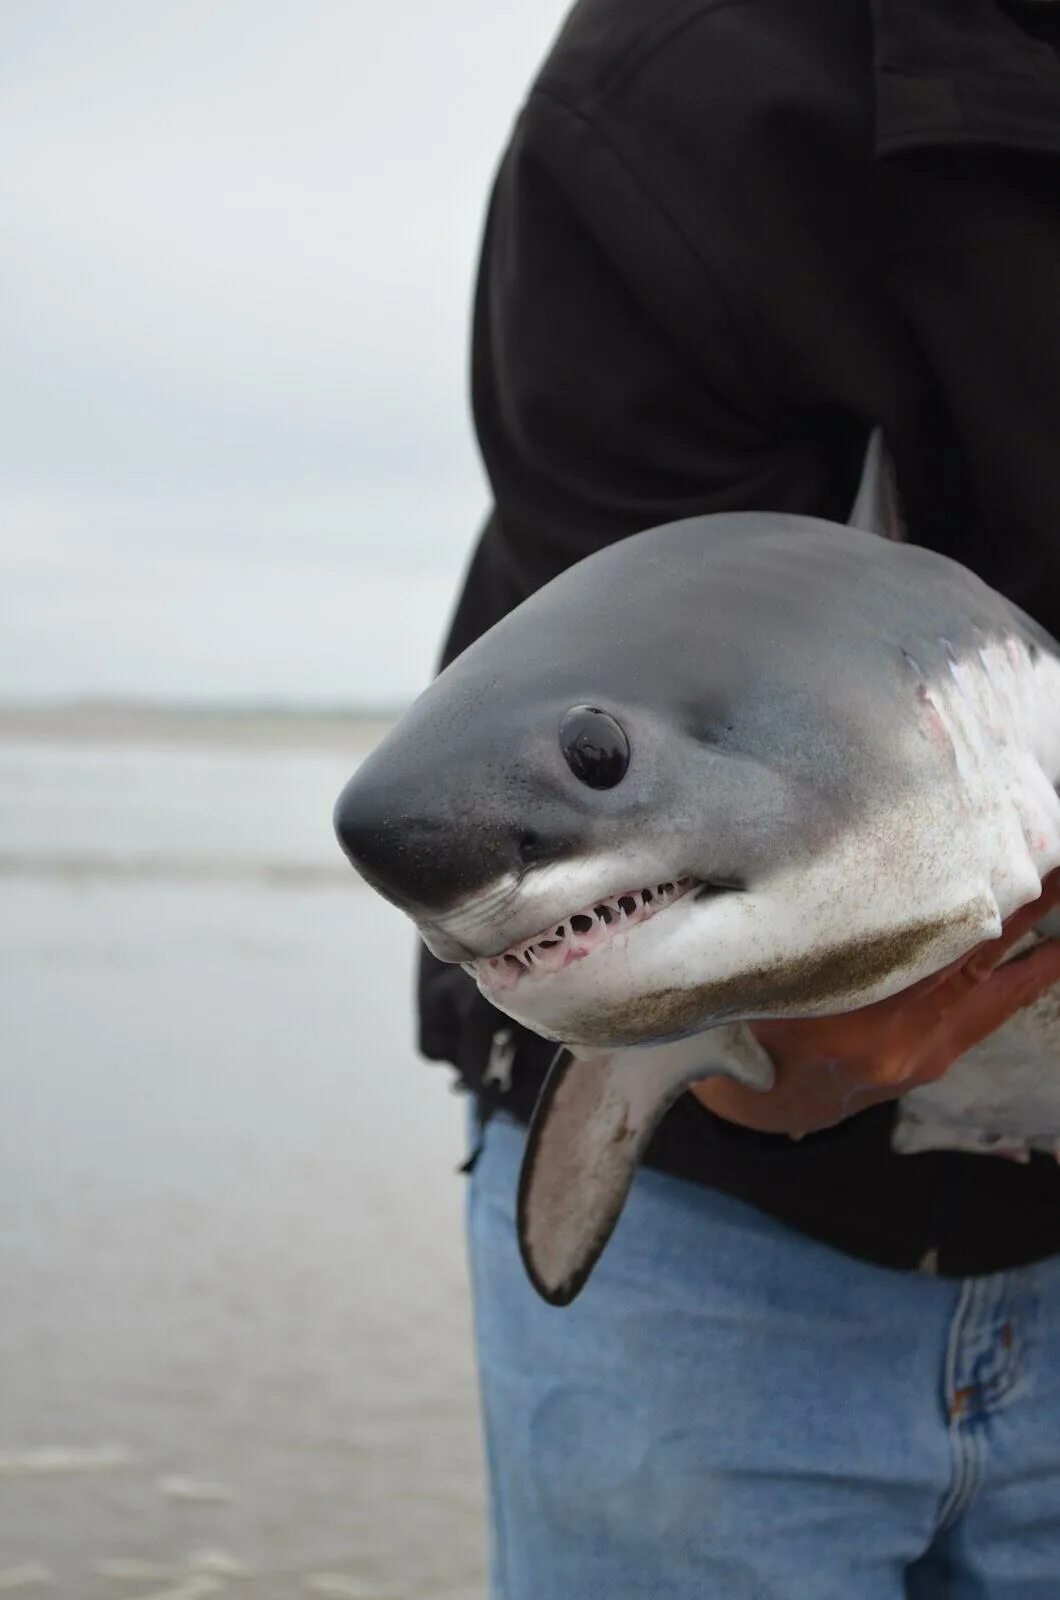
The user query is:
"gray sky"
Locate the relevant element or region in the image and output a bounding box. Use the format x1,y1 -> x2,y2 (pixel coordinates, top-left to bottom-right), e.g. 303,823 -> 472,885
1,0 -> 564,706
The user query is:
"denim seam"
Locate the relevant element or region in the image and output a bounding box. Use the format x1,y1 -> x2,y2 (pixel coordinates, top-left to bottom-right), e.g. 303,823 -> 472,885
938,1417 -> 983,1532
937,1280 -> 985,1530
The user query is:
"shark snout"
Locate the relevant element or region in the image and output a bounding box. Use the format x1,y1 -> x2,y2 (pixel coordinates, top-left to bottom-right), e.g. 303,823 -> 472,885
334,769 -> 486,911
333,763 -> 568,920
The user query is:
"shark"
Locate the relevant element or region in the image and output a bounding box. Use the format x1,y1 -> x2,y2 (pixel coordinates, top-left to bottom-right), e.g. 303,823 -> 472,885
333,436 -> 1060,1305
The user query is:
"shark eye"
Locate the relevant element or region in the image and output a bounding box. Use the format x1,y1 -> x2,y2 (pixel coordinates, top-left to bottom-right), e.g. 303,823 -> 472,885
559,705 -> 630,789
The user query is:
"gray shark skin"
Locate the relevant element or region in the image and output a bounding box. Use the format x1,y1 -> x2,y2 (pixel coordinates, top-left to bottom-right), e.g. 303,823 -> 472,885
334,436 -> 1060,1305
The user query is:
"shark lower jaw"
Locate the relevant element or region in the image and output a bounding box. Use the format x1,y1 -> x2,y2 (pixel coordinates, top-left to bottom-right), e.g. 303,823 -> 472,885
464,875 -> 698,997
456,866 -> 1007,1050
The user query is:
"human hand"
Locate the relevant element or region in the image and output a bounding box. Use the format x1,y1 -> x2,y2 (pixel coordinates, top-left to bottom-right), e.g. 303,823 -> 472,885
691,868 -> 1060,1137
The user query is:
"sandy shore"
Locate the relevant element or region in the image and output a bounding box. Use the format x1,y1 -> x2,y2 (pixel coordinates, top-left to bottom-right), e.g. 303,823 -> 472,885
0,700 -> 401,753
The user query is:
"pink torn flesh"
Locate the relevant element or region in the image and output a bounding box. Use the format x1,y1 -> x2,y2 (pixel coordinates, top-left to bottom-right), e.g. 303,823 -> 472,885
471,877 -> 695,994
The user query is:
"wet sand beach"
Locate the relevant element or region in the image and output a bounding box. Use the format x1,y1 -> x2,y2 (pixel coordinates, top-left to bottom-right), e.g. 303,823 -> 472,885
0,710 -> 486,1598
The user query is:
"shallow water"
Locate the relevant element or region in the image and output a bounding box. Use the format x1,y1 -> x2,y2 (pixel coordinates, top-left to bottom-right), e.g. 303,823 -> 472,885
0,726 -> 486,1598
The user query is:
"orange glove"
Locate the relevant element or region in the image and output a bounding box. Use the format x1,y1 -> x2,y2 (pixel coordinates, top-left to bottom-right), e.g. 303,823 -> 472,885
692,868 -> 1060,1137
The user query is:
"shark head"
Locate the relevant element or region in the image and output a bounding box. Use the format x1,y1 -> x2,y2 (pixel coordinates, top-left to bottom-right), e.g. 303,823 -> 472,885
335,510 -> 1008,1052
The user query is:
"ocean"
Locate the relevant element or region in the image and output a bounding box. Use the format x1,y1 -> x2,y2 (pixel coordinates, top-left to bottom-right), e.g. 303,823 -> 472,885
0,710 -> 486,1599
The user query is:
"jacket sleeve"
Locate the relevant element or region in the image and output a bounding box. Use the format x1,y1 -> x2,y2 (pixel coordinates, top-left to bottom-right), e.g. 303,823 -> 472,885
449,88 -> 859,657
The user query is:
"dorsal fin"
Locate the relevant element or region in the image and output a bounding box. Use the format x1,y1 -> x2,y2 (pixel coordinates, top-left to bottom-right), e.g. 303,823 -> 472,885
848,427 -> 905,541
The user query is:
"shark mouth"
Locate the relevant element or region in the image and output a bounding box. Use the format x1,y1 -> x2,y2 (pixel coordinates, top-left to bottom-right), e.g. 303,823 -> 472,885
469,876 -> 697,993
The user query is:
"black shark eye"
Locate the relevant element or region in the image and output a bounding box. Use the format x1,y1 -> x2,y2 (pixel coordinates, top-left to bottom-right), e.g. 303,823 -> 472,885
559,705 -> 630,790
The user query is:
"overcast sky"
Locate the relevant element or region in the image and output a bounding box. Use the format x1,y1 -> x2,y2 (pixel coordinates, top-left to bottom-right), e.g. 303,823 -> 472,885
1,0 -> 565,707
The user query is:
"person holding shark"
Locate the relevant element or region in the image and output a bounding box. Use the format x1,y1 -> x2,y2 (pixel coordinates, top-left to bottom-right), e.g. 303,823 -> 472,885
336,0 -> 1060,1592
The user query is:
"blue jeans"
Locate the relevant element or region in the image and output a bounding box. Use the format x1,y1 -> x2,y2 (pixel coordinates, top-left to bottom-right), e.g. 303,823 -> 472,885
468,1115 -> 1060,1599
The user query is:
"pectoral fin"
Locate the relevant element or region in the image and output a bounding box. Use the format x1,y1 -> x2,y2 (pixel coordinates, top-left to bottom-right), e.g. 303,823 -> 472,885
517,1027 -> 774,1306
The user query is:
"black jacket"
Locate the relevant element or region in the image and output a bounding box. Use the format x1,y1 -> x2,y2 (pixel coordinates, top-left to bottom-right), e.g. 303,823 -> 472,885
420,0 -> 1060,1276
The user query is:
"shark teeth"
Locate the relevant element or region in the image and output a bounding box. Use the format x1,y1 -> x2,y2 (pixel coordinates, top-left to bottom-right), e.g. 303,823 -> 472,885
471,877 -> 696,992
